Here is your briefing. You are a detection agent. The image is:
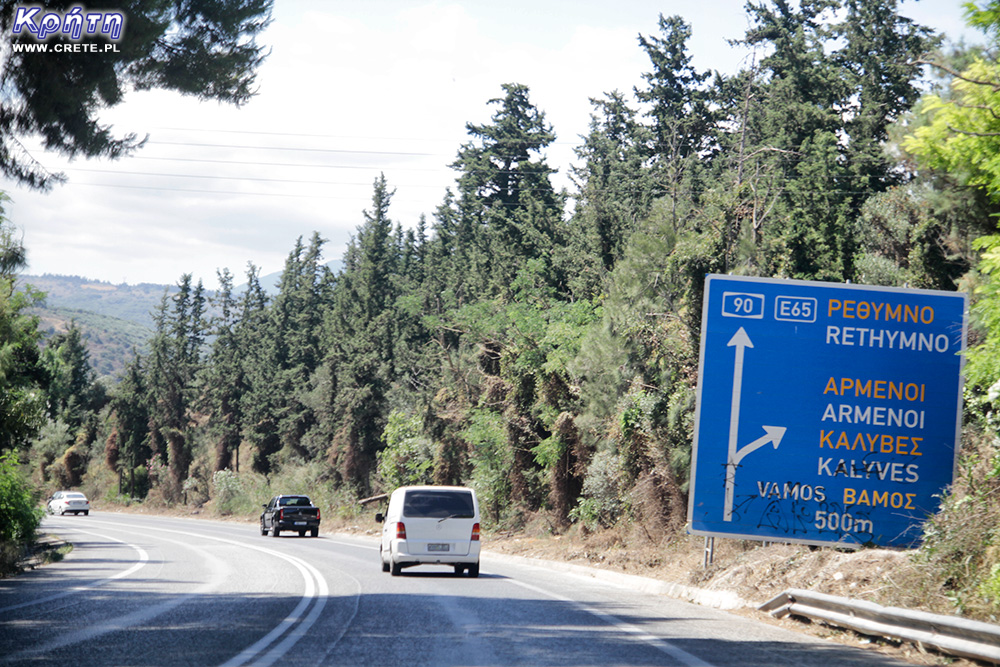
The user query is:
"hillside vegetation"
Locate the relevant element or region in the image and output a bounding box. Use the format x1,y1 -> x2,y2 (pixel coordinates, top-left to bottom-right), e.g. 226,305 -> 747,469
19,274 -> 177,327
34,306 -> 154,378
17,274 -> 173,377
6,1 -> 1000,630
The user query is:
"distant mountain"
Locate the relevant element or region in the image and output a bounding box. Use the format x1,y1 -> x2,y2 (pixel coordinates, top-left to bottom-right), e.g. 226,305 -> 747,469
18,264 -> 343,379
19,274 -> 175,379
20,274 -> 177,328
238,259 -> 343,295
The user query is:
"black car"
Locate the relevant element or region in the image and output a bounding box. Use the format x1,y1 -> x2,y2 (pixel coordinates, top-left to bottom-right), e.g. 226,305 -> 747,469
260,495 -> 321,537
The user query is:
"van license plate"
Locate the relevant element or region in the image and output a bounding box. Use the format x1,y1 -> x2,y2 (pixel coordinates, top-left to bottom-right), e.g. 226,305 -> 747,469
428,543 -> 450,552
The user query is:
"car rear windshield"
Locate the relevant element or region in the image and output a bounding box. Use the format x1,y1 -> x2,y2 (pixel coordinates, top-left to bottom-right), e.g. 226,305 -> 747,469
279,496 -> 311,506
402,490 -> 475,519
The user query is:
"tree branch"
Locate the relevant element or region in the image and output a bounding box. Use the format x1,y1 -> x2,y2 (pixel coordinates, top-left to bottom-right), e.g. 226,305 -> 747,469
915,59 -> 1000,92
946,124 -> 1000,137
952,101 -> 1000,122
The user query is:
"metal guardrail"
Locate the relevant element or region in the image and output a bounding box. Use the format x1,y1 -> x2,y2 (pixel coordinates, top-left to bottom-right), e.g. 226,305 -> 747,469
760,588 -> 1000,664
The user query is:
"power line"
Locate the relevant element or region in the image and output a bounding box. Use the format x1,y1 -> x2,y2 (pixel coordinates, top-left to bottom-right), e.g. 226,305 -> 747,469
152,126 -> 584,148
30,128 -> 911,204
143,139 -> 568,164
145,140 -> 437,157
132,155 -> 452,173
155,126 -> 463,144
65,167 -> 889,202
70,181 -> 369,199
65,167 -> 449,189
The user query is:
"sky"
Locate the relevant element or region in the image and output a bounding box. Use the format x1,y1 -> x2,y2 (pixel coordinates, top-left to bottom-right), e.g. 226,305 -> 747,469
0,0 -> 982,289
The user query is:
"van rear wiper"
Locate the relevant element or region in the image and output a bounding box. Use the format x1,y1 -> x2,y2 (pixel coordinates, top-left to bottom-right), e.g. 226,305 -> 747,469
438,514 -> 471,522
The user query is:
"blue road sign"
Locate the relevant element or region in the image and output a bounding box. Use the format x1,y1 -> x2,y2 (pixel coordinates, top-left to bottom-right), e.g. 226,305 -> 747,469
688,275 -> 967,548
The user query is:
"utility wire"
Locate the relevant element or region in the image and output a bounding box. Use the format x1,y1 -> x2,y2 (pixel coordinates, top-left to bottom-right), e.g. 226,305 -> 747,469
132,155 -> 452,173
145,140 -> 437,157
65,167 -> 448,189
69,178 -> 886,202
70,182 -> 369,199
155,126 -> 464,144
23,127 -> 912,202
152,126 -> 584,148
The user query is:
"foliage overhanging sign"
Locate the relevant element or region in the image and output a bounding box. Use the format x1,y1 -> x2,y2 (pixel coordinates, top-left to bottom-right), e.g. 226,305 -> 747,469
688,275 -> 967,548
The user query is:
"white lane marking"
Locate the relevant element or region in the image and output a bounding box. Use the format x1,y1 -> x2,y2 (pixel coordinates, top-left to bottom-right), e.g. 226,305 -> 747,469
253,553 -> 348,667
313,566 -> 361,667
220,549 -> 328,667
3,530 -> 229,662
0,527 -> 149,613
84,518 -> 332,667
323,537 -> 378,551
508,578 -> 717,667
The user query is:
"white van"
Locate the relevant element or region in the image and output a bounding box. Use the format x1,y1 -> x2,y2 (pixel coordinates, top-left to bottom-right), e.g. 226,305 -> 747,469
376,485 -> 481,577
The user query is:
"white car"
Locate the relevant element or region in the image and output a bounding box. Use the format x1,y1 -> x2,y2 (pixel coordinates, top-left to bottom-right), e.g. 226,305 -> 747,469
47,491 -> 90,516
376,485 -> 481,577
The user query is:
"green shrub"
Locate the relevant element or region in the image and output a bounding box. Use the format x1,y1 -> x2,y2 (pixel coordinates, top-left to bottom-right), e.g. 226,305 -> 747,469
209,468 -> 270,517
978,563 -> 1000,606
211,469 -> 243,516
570,450 -> 625,530
103,488 -> 134,506
0,452 -> 43,545
376,410 -> 435,491
463,409 -> 511,525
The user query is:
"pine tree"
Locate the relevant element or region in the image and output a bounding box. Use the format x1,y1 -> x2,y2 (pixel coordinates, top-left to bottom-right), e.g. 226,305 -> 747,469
635,15 -> 714,223
40,322 -> 101,429
721,0 -> 937,281
325,175 -> 399,490
737,0 -> 848,279
570,91 -> 654,281
269,232 -> 332,462
110,355 -> 150,497
142,274 -> 207,497
202,269 -> 245,471
833,0 -> 937,276
0,209 -> 46,453
450,83 -> 565,295
235,263 -> 279,474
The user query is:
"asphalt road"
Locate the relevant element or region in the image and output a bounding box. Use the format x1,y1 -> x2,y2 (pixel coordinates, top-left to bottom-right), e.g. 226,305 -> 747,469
0,513 -> 909,666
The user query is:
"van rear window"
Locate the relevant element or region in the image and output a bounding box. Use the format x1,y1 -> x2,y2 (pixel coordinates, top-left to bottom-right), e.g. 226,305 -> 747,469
403,490 -> 475,518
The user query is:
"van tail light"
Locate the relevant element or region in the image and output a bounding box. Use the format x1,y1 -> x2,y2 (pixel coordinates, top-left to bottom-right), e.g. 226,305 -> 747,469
395,522 -> 407,539
471,523 -> 480,541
